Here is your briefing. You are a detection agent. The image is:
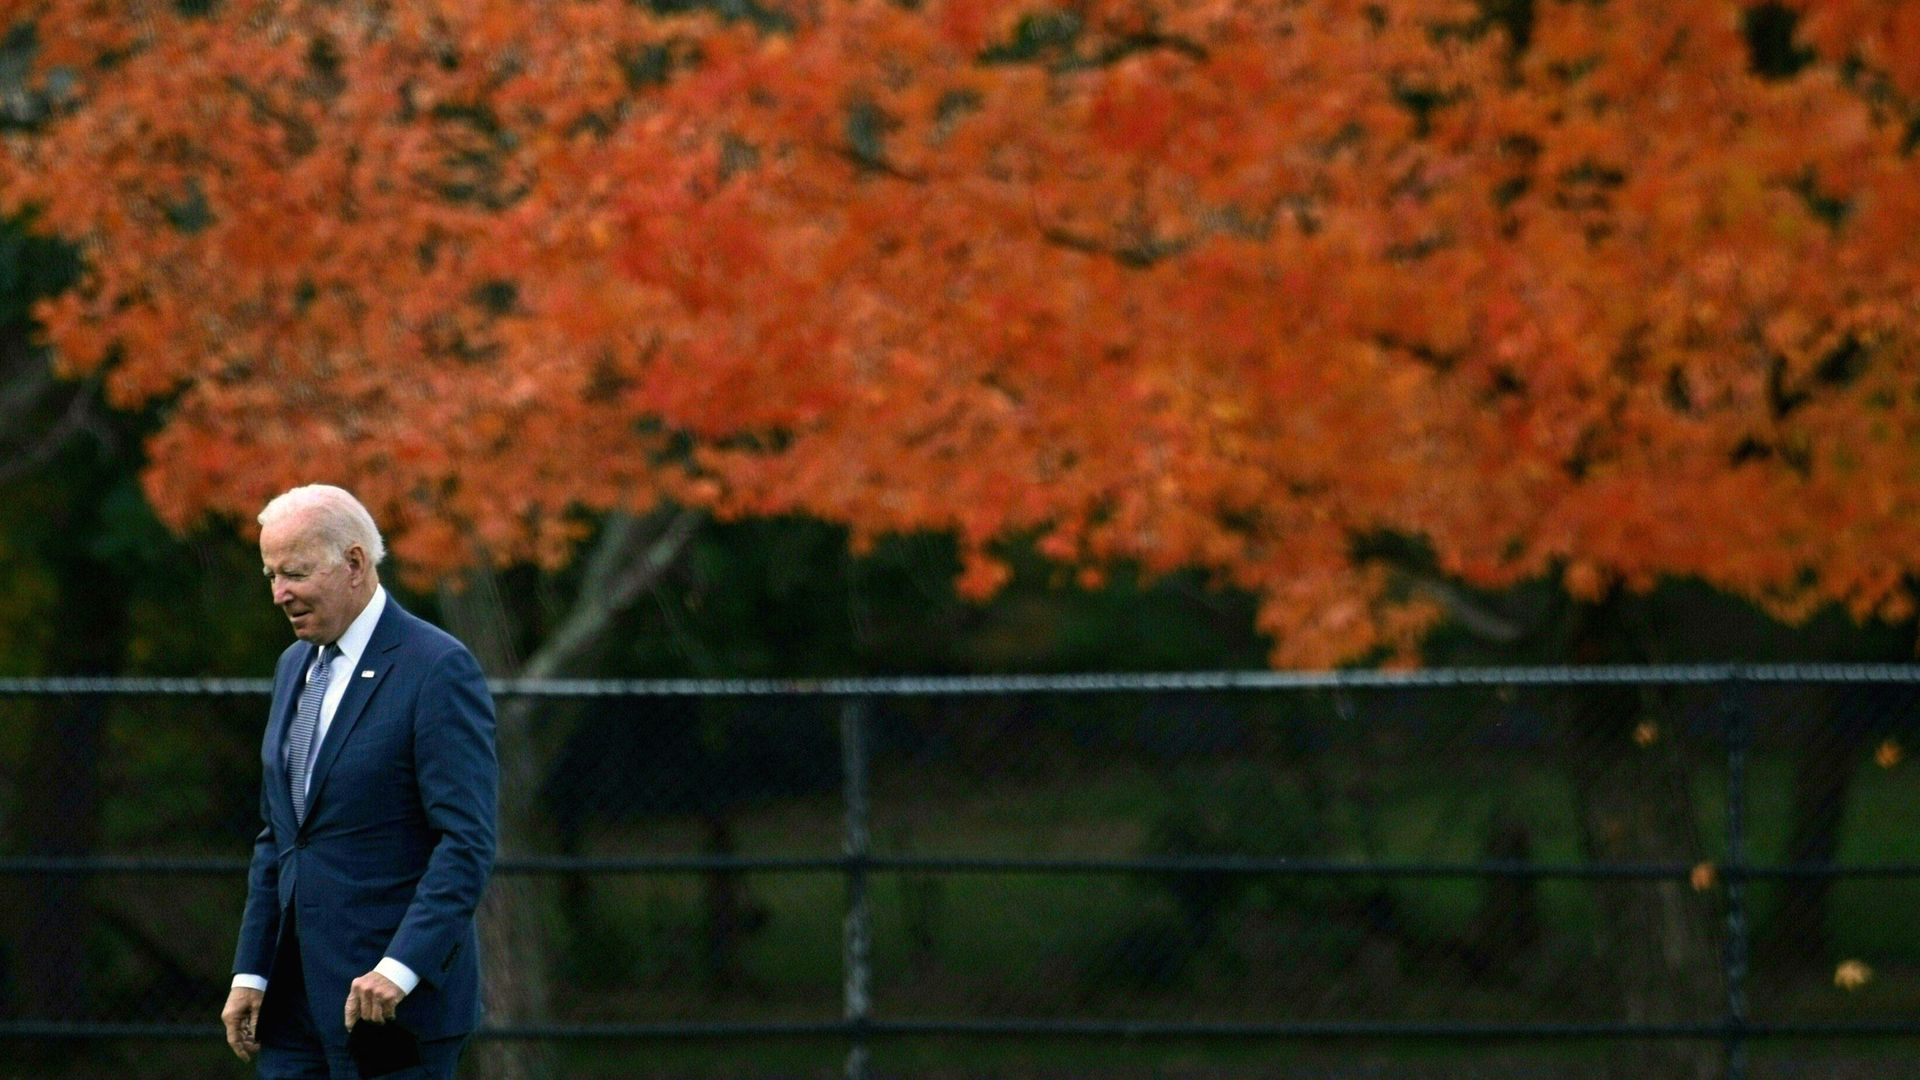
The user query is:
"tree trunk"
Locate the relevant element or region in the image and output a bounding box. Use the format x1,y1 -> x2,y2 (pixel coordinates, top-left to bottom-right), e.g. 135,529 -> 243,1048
1462,812 -> 1540,984
464,696 -> 559,1080
1764,686 -> 1885,966
1559,599 -> 1722,1080
1568,701 -> 1722,1080
701,816 -> 745,994
439,571 -> 554,1080
437,509 -> 701,1080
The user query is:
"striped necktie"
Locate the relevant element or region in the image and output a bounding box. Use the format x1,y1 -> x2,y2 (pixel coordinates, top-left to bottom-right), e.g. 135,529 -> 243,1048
287,643 -> 336,825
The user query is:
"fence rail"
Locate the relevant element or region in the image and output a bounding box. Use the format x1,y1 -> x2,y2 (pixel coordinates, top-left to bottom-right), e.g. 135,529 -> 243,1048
9,854 -> 1920,880
7,662 -> 1920,698
3,666 -> 1919,1079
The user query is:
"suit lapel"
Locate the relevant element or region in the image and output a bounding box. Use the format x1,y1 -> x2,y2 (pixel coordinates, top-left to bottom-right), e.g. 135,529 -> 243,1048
302,604 -> 402,825
265,646 -> 314,830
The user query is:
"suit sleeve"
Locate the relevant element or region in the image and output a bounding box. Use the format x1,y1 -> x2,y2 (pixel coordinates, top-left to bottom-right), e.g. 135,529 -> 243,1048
233,731 -> 284,980
385,645 -> 498,989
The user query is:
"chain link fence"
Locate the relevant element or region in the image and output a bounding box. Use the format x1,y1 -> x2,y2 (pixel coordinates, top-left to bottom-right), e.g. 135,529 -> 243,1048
1,667 -> 1917,1078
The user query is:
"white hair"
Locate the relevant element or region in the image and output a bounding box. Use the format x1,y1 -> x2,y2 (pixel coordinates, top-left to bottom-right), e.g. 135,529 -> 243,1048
258,484 -> 387,565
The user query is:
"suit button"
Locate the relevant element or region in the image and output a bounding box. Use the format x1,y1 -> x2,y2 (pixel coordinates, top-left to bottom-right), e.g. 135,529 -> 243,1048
295,838 -> 308,849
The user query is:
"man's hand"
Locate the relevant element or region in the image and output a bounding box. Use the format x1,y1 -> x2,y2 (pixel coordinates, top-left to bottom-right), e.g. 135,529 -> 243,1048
222,986 -> 264,1061
344,970 -> 406,1030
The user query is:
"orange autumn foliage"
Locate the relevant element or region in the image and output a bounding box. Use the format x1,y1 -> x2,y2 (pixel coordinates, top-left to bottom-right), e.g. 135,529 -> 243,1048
4,0 -> 1919,666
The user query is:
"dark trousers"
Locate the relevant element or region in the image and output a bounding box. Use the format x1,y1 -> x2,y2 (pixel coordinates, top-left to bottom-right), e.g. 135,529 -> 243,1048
257,909 -> 466,1080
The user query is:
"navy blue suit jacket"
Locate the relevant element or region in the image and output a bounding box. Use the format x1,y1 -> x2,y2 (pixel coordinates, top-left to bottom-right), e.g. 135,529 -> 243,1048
234,598 -> 498,1044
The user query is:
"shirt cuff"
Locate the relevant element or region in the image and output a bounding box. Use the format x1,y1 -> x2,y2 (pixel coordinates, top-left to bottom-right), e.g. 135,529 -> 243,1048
232,974 -> 268,992
375,957 -> 420,995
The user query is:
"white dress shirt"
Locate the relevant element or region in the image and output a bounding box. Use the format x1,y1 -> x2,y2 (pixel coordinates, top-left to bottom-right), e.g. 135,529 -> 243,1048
234,586 -> 421,996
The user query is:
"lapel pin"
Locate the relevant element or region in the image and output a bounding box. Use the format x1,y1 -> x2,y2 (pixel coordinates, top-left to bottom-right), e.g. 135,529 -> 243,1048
361,670 -> 375,678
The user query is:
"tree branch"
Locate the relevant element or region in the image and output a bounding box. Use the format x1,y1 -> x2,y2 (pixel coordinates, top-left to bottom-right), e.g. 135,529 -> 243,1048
1038,224 -> 1196,268
518,506 -> 704,680
437,506 -> 704,679
1408,573 -> 1530,643
0,380 -> 101,485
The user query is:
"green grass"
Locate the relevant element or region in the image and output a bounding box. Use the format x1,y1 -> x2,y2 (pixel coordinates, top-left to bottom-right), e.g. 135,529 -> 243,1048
553,744 -> 1920,1038
297,741 -> 1920,1079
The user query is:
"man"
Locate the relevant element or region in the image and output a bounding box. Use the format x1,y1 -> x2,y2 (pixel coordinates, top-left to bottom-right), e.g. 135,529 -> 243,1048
221,484 -> 498,1078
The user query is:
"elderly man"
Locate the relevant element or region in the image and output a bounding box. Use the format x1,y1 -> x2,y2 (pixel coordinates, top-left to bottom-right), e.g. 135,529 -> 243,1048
221,484 -> 497,1079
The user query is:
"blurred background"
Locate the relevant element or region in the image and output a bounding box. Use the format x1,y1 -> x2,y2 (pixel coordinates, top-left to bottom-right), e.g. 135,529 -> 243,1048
3,1 -> 1920,1077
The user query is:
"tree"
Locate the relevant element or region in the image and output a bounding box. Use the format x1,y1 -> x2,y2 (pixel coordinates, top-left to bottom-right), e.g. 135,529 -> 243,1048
6,2 -> 1920,1076
6,0 -> 1918,662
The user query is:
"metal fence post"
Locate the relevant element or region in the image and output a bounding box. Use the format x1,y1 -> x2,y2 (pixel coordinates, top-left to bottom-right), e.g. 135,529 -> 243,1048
1721,678 -> 1751,1080
841,696 -> 873,1080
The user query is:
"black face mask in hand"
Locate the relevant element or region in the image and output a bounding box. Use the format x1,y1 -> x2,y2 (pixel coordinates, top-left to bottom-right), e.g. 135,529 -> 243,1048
346,1019 -> 422,1078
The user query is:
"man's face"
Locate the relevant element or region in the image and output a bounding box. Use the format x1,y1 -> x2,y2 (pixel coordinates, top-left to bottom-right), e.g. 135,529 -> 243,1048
260,515 -> 366,644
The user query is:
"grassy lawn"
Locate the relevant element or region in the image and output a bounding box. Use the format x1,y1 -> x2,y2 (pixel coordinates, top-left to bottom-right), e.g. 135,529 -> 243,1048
29,703 -> 1920,1078
552,739 -> 1920,1038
